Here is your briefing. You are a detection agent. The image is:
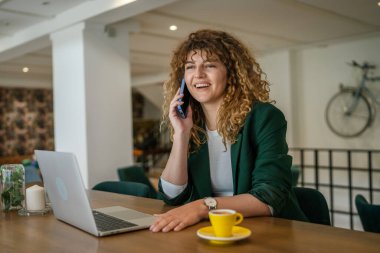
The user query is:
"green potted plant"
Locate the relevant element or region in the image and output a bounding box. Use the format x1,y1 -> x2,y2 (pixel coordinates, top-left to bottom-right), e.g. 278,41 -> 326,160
0,164 -> 25,211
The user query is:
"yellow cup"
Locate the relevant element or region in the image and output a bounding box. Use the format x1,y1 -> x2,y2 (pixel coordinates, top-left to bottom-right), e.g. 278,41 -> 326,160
208,209 -> 243,237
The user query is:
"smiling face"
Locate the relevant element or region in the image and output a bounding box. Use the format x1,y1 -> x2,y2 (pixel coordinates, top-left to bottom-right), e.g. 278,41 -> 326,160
184,50 -> 227,109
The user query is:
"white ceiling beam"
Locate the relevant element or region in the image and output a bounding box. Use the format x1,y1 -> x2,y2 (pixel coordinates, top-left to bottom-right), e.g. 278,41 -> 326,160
0,36 -> 50,63
0,76 -> 51,89
132,72 -> 168,87
0,0 -> 180,62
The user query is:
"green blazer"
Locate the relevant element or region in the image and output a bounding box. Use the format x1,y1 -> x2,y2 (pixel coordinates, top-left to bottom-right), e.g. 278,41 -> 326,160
158,102 -> 308,222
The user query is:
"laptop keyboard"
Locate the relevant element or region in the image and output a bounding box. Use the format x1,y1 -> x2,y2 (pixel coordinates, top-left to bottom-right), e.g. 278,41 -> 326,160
93,210 -> 138,232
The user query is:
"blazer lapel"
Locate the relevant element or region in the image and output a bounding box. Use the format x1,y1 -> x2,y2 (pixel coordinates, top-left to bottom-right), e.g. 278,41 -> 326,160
231,132 -> 243,194
188,143 -> 213,197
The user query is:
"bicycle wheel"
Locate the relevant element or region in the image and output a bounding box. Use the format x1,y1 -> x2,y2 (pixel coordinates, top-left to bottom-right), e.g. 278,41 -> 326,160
325,89 -> 372,137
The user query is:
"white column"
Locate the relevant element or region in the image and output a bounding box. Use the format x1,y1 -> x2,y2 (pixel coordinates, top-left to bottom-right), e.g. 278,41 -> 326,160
259,51 -> 295,147
50,22 -> 133,188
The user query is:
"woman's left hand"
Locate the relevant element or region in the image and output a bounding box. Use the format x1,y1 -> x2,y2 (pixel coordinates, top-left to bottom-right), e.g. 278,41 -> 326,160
150,199 -> 208,232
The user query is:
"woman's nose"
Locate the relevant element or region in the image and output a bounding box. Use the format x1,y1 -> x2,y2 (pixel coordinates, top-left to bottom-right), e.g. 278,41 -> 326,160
194,66 -> 206,78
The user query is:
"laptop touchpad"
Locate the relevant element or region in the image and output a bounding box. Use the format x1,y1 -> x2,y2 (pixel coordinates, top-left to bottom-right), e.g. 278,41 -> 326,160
97,206 -> 151,220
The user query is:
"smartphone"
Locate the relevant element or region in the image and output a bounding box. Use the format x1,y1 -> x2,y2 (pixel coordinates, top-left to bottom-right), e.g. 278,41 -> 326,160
177,78 -> 191,119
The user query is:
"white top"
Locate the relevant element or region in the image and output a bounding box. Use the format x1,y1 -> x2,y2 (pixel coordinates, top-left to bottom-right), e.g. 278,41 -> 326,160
161,128 -> 233,198
207,128 -> 234,196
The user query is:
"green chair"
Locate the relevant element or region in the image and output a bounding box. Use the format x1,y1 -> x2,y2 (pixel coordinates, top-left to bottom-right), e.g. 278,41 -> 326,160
294,187 -> 331,225
92,181 -> 151,198
117,165 -> 157,198
355,194 -> 380,233
291,165 -> 300,186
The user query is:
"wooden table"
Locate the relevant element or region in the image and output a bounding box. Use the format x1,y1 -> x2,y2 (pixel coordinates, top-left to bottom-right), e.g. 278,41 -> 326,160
1,190 -> 379,253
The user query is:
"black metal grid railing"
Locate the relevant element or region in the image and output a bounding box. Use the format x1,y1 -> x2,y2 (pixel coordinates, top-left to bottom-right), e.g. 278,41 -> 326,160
289,148 -> 380,230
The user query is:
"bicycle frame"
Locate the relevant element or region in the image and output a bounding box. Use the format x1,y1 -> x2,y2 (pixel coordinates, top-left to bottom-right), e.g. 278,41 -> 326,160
365,76 -> 380,105
363,86 -> 380,105
341,77 -> 366,116
342,68 -> 380,115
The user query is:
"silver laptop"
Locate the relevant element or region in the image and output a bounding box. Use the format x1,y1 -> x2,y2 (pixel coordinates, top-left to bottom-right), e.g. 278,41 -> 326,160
35,150 -> 155,237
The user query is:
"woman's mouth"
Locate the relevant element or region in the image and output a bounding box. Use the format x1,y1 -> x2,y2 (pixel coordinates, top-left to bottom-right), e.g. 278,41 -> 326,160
194,83 -> 210,89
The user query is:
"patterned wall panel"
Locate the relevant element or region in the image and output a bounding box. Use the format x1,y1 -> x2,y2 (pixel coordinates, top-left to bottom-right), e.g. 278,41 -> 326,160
0,88 -> 54,156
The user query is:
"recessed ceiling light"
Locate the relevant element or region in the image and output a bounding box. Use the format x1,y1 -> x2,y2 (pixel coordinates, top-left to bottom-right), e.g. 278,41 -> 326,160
378,1 -> 380,6
169,25 -> 177,31
22,67 -> 29,73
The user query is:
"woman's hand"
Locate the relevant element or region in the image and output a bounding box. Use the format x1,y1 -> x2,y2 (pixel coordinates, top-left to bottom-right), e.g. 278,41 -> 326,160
160,89 -> 193,186
150,199 -> 208,232
169,89 -> 193,135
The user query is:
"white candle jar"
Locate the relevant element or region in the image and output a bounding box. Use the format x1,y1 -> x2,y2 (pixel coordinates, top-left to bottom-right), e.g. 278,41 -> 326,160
0,164 -> 26,211
26,185 -> 46,211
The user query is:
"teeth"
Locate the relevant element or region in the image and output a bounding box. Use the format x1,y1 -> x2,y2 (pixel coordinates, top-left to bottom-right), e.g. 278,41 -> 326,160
194,83 -> 210,88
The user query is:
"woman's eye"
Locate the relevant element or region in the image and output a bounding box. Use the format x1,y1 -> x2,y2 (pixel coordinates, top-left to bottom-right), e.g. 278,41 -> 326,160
185,65 -> 195,70
205,64 -> 215,68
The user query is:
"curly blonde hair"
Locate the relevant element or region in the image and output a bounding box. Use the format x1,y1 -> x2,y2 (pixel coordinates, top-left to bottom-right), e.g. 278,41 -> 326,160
161,29 -> 271,151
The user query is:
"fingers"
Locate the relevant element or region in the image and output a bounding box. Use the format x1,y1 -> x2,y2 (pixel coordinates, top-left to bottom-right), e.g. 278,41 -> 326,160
171,88 -> 182,103
168,90 -> 181,116
150,214 -> 188,233
150,215 -> 176,232
169,90 -> 184,110
150,202 -> 203,232
168,89 -> 194,130
162,220 -> 181,232
173,222 -> 186,232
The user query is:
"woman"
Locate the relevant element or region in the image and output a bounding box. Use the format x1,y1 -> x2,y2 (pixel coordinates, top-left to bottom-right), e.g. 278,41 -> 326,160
150,29 -> 307,233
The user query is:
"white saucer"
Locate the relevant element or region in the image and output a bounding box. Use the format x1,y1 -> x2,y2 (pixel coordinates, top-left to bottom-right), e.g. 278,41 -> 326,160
196,226 -> 251,244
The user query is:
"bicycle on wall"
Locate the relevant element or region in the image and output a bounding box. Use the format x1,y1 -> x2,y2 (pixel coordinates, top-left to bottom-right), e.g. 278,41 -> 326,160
325,61 -> 380,137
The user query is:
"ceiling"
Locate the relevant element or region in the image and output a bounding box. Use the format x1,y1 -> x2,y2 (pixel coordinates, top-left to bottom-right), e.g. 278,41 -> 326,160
0,0 -> 380,89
